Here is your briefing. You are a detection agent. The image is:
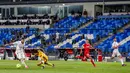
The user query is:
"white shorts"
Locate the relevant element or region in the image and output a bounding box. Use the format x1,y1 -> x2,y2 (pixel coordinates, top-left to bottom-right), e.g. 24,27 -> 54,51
112,49 -> 121,57
15,51 -> 25,59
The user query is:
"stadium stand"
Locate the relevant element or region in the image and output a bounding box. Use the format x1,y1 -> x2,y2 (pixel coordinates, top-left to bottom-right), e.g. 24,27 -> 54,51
41,16 -> 92,52
44,16 -> 92,34
0,28 -> 38,46
53,15 -> 130,49
24,16 -> 92,51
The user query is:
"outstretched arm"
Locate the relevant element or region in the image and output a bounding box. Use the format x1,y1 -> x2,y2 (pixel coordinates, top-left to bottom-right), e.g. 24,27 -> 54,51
4,41 -> 18,47
80,45 -> 84,54
90,45 -> 95,49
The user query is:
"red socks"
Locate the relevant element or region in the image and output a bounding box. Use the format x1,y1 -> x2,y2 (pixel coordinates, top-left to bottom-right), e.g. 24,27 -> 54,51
90,59 -> 96,67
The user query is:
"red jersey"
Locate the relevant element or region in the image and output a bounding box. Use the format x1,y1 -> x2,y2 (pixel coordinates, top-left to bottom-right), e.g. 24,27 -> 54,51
83,43 -> 91,54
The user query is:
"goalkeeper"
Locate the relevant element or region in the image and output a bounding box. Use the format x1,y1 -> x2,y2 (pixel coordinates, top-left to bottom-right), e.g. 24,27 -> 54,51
34,49 -> 55,69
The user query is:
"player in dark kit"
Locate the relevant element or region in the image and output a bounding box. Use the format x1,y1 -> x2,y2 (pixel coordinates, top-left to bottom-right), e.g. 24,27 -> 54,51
81,40 -> 96,67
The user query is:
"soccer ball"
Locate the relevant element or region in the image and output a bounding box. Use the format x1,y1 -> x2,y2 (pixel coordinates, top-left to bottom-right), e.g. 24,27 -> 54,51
16,64 -> 22,68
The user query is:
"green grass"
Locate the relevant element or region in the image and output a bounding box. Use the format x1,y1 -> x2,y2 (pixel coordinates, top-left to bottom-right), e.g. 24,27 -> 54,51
0,60 -> 129,73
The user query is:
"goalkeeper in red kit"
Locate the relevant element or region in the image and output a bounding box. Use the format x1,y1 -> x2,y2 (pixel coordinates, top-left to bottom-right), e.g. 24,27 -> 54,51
81,40 -> 96,67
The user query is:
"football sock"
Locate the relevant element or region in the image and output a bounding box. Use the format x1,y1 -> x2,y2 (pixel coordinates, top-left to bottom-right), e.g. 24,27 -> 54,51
120,58 -> 124,65
21,59 -> 27,67
90,59 -> 96,67
45,62 -> 53,66
40,64 -> 45,67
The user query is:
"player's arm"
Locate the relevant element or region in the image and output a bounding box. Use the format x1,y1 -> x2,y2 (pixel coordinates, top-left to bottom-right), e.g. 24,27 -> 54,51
89,45 -> 95,49
117,43 -> 121,47
112,46 -> 117,49
80,45 -> 84,54
80,48 -> 82,54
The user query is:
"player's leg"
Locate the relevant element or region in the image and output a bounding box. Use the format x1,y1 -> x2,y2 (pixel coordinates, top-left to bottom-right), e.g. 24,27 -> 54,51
82,56 -> 87,61
44,59 -> 54,67
45,62 -> 54,67
16,52 -> 25,67
82,51 -> 87,61
37,61 -> 43,66
20,58 -> 28,68
37,61 -> 45,68
111,56 -> 115,59
17,52 -> 28,68
87,54 -> 96,67
117,52 -> 126,66
111,51 -> 116,59
20,52 -> 28,68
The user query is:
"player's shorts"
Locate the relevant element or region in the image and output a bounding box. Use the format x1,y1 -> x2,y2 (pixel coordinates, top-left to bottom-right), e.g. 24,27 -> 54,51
85,53 -> 90,57
112,49 -> 121,57
43,57 -> 48,63
40,56 -> 48,63
15,51 -> 25,59
84,51 -> 90,58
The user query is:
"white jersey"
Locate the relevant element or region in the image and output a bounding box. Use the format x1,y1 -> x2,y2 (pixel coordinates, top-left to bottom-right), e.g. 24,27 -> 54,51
13,41 -> 25,59
112,41 -> 119,49
14,41 -> 24,53
112,41 -> 121,57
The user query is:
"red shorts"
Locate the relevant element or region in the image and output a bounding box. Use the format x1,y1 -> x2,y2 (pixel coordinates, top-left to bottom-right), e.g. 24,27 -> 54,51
84,51 -> 90,57
85,53 -> 90,57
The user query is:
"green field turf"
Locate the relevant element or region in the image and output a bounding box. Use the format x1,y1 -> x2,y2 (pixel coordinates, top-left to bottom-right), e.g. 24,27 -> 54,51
0,60 -> 129,73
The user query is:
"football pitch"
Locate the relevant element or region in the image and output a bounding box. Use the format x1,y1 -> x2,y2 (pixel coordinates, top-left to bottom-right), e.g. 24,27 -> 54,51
0,60 -> 129,73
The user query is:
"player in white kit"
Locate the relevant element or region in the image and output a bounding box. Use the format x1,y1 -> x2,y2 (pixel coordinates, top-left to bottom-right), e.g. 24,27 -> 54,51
12,39 -> 29,68
111,38 -> 126,66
